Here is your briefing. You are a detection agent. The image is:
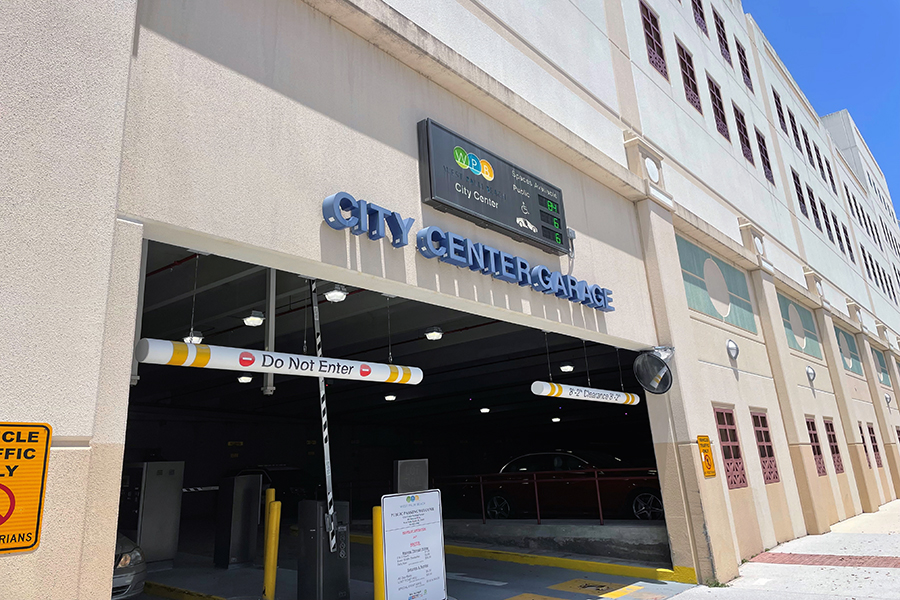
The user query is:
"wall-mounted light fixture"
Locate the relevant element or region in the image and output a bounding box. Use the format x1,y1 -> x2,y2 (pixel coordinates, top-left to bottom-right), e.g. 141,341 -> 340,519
726,339 -> 739,360
806,366 -> 816,383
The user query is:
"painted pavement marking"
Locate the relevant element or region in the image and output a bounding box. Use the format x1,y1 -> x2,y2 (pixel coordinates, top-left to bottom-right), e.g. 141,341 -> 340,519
601,585 -> 645,598
751,552 -> 900,568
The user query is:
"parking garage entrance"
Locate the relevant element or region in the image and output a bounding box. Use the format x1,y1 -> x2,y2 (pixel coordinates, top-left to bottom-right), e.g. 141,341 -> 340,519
120,241 -> 672,591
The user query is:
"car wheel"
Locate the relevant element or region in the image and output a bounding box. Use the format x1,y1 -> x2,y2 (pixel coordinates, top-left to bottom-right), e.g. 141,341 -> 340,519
631,490 -> 664,520
485,495 -> 512,519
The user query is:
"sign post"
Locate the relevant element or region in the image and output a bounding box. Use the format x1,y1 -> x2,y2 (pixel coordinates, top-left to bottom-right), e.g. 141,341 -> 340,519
0,423 -> 52,554
697,435 -> 716,478
380,490 -> 447,600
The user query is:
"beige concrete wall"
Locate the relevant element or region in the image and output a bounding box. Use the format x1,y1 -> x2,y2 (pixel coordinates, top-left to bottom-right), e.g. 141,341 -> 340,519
0,0 -> 138,597
119,0 -> 656,351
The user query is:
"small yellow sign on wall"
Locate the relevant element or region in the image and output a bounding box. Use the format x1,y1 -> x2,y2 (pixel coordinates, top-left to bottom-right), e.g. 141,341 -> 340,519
0,423 -> 52,554
697,435 -> 716,478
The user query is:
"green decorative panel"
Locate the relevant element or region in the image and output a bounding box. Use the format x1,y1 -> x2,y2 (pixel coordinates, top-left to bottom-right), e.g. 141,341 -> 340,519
872,348 -> 891,386
676,236 -> 757,333
776,293 -> 822,359
834,326 -> 863,375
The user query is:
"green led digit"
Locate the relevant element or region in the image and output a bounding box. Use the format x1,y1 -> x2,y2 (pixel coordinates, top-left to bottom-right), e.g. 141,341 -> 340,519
555,232 -> 562,244
553,217 -> 560,228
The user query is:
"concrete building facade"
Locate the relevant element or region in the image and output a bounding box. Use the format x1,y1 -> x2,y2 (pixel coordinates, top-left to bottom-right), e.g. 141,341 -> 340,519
1,0 -> 899,597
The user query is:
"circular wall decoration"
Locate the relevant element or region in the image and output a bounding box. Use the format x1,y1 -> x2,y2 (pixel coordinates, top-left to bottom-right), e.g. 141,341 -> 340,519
703,258 -> 731,318
788,304 -> 807,349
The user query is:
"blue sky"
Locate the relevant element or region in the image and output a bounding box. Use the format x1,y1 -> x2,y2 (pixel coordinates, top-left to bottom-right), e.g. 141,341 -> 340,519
743,0 -> 899,209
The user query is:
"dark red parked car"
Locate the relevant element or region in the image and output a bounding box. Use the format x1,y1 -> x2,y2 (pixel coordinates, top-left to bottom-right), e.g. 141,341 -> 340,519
453,451 -> 664,521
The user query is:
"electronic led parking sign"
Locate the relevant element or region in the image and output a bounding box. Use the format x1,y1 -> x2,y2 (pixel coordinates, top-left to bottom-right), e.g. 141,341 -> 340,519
418,119 -> 569,255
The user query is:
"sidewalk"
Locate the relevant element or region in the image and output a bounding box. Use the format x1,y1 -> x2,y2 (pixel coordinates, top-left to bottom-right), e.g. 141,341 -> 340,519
671,499 -> 900,600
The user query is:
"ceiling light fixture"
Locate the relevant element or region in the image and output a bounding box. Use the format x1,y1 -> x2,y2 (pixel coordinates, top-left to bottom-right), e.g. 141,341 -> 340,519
384,394 -> 397,402
560,363 -> 574,373
552,417 -> 561,423
424,327 -> 443,341
237,374 -> 253,384
243,310 -> 265,327
183,330 -> 203,344
480,407 -> 490,414
324,285 -> 348,303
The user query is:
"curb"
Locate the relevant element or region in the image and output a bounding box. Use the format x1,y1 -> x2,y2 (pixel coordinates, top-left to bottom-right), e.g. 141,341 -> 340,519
349,533 -> 696,584
143,581 -> 229,600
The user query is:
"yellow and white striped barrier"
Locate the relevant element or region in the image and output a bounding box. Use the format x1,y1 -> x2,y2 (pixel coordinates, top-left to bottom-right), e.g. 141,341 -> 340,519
531,381 -> 640,405
135,338 -> 423,385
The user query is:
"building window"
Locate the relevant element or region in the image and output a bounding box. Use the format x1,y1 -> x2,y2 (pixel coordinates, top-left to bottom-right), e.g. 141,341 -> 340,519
808,186 -> 822,231
640,2 -> 668,79
713,9 -> 731,64
824,419 -> 844,474
756,129 -> 774,183
708,76 -> 729,140
773,89 -> 788,133
896,426 -> 900,447
815,145 -> 827,182
832,213 -> 845,253
861,245 -> 872,279
868,424 -> 882,468
752,412 -> 779,483
716,408 -> 748,489
844,225 -> 855,262
735,39 -> 753,91
802,128 -> 815,166
792,170 -> 808,217
807,418 -> 827,476
677,42 -> 703,113
860,423 -> 871,468
821,200 -> 834,242
788,111 -> 802,151
733,104 -> 753,163
692,0 -> 709,36
825,159 -> 836,193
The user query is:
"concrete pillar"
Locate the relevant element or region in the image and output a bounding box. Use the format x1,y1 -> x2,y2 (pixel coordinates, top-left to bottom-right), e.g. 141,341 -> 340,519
749,269 -> 831,534
814,308 -> 864,516
883,352 -> 900,493
637,198 -> 739,584
857,335 -> 898,501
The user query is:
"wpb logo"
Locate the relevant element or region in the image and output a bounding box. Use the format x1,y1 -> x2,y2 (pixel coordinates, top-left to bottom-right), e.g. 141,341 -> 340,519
405,495 -> 420,503
453,146 -> 494,181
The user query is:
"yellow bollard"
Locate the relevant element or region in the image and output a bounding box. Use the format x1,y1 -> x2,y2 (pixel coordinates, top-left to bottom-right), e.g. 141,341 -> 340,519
373,506 -> 385,600
262,500 -> 281,600
264,488 -> 276,554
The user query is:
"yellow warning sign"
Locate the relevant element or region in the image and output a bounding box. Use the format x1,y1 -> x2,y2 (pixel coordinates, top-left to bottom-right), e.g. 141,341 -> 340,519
0,423 -> 52,554
698,435 -> 716,478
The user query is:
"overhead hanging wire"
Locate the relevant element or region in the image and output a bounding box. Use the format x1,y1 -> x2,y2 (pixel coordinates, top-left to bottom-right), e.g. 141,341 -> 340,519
188,255 -> 200,335
616,347 -> 624,392
387,297 -> 393,364
583,339 -> 591,387
544,331 -> 553,382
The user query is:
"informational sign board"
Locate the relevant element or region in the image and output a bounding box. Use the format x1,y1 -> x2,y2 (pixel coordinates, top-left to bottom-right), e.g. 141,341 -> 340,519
381,490 -> 447,600
0,423 -> 52,554
418,119 -> 569,255
697,435 -> 716,478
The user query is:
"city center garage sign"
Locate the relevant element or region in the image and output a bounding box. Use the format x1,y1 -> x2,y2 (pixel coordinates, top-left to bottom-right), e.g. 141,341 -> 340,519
323,193 -> 615,313
418,119 -> 569,255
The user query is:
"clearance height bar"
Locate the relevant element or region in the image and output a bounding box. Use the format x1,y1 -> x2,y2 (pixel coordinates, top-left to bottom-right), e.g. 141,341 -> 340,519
531,381 -> 640,405
135,339 -> 423,385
